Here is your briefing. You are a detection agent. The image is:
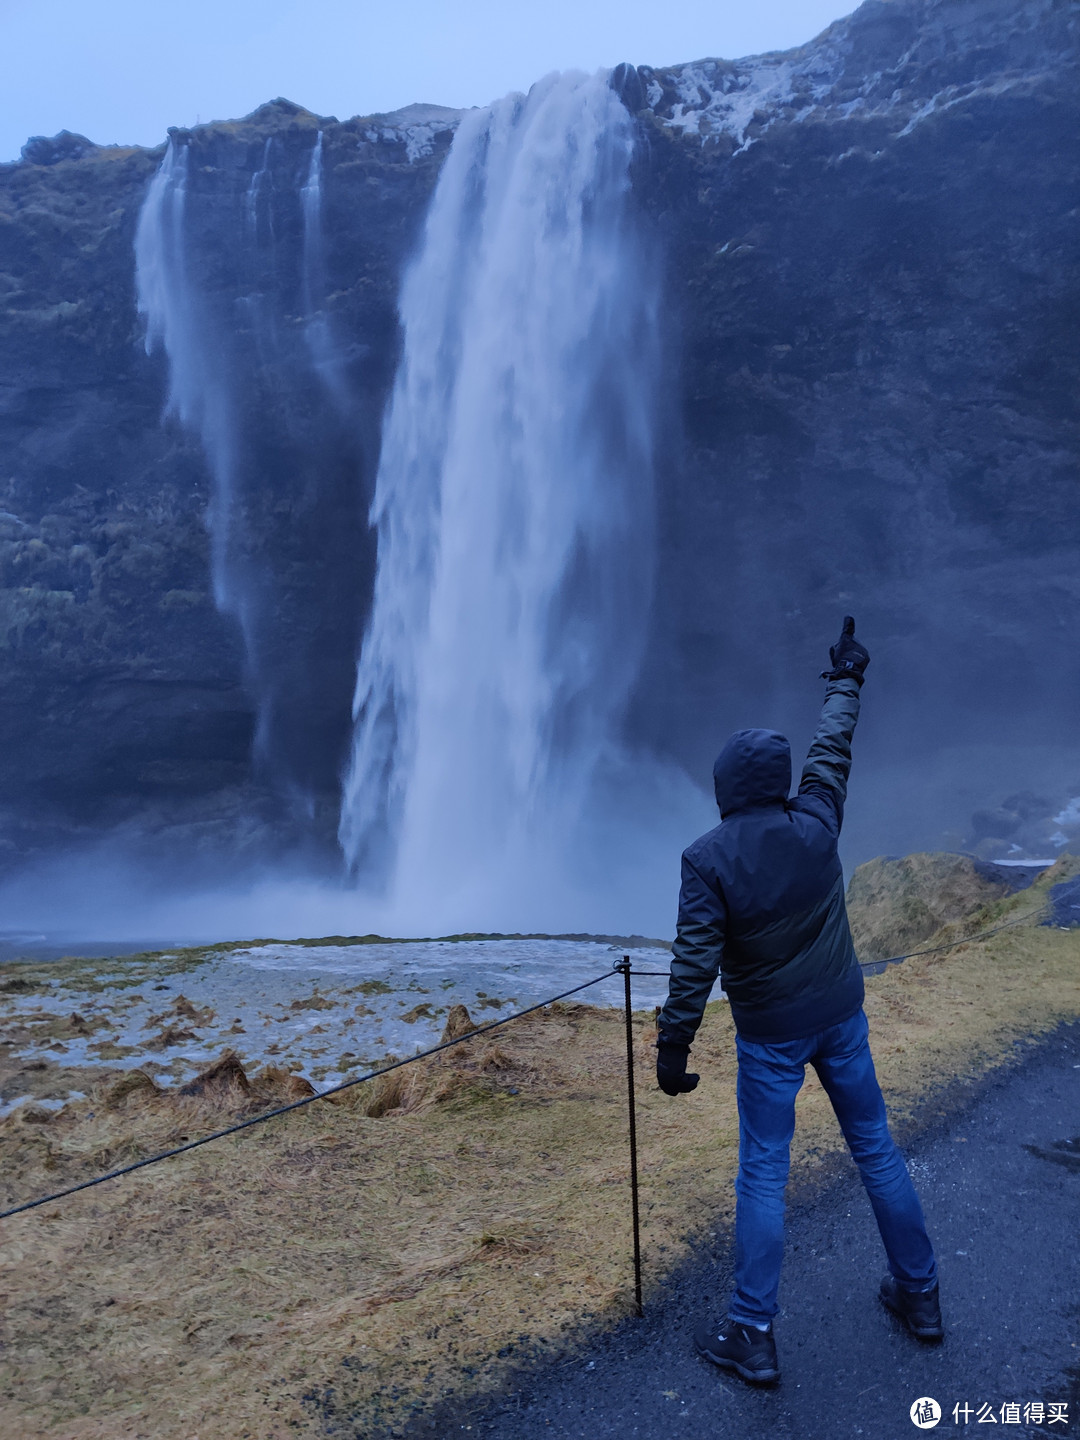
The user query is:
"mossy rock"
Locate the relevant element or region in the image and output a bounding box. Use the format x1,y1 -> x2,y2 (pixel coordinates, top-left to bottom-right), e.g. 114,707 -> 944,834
846,853 -> 1012,964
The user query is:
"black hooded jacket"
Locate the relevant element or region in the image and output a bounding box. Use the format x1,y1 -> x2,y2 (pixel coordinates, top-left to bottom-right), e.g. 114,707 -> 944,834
658,676 -> 864,1046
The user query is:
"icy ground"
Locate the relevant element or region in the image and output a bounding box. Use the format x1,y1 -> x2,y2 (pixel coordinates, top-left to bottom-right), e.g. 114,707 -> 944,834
0,937 -> 672,1116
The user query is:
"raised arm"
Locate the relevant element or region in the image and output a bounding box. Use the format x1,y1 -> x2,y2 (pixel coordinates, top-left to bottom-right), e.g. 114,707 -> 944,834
798,616 -> 870,824
798,677 -> 862,805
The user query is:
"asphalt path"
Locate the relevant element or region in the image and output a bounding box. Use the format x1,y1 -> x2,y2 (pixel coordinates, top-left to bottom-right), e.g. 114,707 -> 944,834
419,1022 -> 1080,1440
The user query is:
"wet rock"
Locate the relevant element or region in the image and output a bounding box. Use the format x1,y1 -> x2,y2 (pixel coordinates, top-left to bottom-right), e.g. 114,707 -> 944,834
1044,876 -> 1080,928
609,63 -> 646,113
971,860 -> 1046,892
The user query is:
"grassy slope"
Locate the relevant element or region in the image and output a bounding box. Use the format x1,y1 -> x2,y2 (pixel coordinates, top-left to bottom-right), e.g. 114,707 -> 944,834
0,857 -> 1077,1437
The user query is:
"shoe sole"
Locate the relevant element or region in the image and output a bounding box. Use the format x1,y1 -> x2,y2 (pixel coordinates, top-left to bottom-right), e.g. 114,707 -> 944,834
880,1292 -> 944,1343
694,1338 -> 780,1385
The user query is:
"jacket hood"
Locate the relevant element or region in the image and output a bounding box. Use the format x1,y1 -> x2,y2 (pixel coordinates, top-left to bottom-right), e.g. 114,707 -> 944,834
713,728 -> 792,815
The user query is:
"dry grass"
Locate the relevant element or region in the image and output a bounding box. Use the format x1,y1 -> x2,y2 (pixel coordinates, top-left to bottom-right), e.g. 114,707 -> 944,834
1,857 -> 1078,1438
846,851 -> 1020,962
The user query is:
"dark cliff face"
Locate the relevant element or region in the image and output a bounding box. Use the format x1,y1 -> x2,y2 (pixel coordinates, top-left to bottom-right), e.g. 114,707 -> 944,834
0,101 -> 451,870
0,0 -> 1077,876
625,0 -> 1080,857
0,138 -> 230,862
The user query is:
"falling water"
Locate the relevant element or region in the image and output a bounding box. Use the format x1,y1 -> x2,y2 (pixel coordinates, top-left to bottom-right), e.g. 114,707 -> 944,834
134,140 -> 243,629
246,137 -> 273,238
300,131 -> 347,408
299,131 -> 324,311
339,71 -> 664,929
135,132 -> 369,805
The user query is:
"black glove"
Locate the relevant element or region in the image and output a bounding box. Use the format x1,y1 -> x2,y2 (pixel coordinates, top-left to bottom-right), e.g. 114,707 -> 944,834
656,1039 -> 700,1096
821,615 -> 870,686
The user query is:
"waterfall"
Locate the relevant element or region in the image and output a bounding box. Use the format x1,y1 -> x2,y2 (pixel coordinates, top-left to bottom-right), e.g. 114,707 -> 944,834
299,130 -> 324,311
300,131 -> 347,408
134,140 -> 243,631
339,71 -> 662,928
247,137 -> 273,238
135,131 -> 369,807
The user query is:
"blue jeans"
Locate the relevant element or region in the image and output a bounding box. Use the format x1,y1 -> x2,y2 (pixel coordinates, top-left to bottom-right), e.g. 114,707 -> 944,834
730,1007 -> 937,1325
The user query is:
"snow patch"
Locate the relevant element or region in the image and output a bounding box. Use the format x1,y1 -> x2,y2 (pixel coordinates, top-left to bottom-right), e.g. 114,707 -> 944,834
0,940 -> 672,1099
643,10 -> 1040,150
657,58 -> 800,148
0,1091 -> 85,1121
358,102 -> 463,162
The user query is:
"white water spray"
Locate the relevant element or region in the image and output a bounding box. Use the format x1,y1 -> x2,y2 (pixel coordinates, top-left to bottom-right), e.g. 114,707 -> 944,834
339,71 -> 682,932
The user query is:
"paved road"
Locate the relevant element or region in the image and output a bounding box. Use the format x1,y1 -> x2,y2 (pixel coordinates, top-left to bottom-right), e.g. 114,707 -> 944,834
421,1022 -> 1080,1440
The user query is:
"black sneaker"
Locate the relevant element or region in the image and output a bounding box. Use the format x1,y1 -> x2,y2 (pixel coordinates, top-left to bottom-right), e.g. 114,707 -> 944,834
880,1275 -> 944,1342
694,1318 -> 780,1384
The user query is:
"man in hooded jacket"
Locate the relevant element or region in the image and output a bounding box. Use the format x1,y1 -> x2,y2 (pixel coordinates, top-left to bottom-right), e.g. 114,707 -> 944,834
656,618 -> 940,1385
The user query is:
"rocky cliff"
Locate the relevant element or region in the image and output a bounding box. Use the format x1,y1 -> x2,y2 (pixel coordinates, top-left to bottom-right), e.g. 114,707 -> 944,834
0,0 -> 1077,879
0,101 -> 453,871
626,0 -> 1080,862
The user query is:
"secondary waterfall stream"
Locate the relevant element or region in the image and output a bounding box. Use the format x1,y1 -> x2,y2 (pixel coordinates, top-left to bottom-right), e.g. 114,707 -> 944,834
134,127 -> 371,812
339,72 -> 667,928
134,141 -> 241,627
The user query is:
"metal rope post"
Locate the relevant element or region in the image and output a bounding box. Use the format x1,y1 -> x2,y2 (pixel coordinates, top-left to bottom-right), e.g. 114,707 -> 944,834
617,954 -> 644,1318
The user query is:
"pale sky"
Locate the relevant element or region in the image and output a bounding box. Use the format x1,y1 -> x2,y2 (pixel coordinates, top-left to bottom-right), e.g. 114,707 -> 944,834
0,0 -> 856,163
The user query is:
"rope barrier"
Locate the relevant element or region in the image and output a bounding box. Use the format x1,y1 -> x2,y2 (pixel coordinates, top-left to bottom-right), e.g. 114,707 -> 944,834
857,900 -> 1050,974
622,901 -> 1051,980
0,968 -> 620,1221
